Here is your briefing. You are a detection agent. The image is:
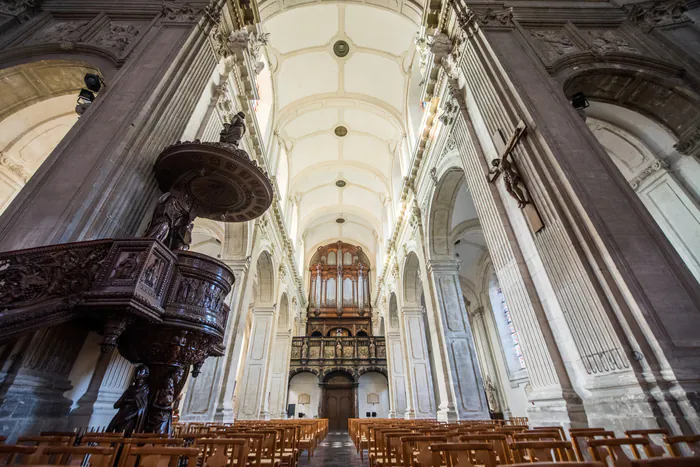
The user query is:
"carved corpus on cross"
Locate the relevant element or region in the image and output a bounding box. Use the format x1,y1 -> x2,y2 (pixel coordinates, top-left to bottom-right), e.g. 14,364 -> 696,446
487,120 -> 544,233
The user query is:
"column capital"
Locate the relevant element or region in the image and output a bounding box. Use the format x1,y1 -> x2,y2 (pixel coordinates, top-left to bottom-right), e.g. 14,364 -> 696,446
252,305 -> 276,315
400,305 -> 424,316
427,259 -> 460,274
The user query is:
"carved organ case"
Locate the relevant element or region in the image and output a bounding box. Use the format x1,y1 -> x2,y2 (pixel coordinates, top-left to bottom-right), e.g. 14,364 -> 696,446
307,241 -> 372,335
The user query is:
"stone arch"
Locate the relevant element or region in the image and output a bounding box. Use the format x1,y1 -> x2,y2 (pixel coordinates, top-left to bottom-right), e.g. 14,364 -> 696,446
288,367 -> 320,382
427,167 -> 466,259
402,251 -> 422,306
559,61 -> 700,140
0,59 -> 104,215
254,250 -> 275,305
357,366 -> 388,378
322,368 -> 357,384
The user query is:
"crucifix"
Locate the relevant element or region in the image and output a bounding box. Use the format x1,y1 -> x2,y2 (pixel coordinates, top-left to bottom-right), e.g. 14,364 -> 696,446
487,120 -> 544,233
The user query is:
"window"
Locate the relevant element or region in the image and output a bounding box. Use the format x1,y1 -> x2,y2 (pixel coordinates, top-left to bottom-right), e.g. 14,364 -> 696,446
499,288 -> 526,369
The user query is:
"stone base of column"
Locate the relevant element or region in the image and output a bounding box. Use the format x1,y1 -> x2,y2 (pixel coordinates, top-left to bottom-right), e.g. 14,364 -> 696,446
404,409 -> 416,420
526,388 -> 587,431
214,406 -> 235,423
0,375 -> 73,441
69,389 -> 122,429
437,405 -> 459,422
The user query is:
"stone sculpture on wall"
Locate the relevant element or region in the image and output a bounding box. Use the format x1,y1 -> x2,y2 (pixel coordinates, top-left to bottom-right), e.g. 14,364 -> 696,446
530,30 -> 579,61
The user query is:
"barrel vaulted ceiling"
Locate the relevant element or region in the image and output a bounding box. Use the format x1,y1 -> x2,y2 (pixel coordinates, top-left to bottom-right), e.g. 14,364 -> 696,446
260,1 -> 422,266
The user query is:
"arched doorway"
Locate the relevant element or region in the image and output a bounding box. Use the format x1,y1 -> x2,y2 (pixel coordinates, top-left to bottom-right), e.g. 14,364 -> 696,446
358,371 -> 389,418
321,370 -> 355,431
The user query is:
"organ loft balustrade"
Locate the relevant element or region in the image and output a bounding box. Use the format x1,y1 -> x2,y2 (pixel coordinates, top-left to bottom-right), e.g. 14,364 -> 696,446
290,336 -> 386,370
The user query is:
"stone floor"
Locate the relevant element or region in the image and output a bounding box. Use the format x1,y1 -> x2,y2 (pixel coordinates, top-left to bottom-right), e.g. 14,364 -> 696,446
298,431 -> 366,467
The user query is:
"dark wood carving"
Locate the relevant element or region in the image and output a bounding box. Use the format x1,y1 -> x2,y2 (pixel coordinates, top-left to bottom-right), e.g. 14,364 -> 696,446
0,112 -> 273,434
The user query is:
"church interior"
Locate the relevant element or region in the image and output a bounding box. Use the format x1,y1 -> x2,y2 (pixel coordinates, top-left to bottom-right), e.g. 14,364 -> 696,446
0,0 -> 699,465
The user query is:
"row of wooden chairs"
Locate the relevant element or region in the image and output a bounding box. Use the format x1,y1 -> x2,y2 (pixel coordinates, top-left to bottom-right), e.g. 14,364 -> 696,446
350,419 -> 700,467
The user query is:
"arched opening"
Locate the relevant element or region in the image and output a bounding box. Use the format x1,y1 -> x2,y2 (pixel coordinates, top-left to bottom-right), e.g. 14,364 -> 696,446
327,327 -> 351,337
255,251 -> 275,305
388,293 -> 399,330
356,330 -> 368,337
310,330 -> 323,337
0,60 -> 101,217
565,68 -> 700,285
428,167 -> 528,419
287,371 -> 321,419
358,371 -> 389,418
321,370 -> 355,431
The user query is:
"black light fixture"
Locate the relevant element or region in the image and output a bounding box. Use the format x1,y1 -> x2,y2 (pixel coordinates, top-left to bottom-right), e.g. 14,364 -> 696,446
76,73 -> 105,116
571,92 -> 589,110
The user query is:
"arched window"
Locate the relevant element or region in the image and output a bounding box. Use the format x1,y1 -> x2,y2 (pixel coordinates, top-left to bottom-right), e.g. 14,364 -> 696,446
488,274 -> 527,380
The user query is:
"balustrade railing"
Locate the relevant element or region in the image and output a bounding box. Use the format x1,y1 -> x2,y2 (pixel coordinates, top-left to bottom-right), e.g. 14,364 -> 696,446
290,336 -> 386,363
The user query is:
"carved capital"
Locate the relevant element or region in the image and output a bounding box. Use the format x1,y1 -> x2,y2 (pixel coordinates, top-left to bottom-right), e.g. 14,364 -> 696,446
629,0 -> 690,33
630,159 -> 668,189
0,154 -> 30,183
473,7 -> 514,28
674,127 -> 700,157
0,0 -> 35,16
161,1 -> 203,23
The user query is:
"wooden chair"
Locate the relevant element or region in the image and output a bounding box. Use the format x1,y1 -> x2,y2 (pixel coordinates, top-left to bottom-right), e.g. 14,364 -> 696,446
569,429 -> 615,461
399,435 -> 447,467
298,423 -> 317,460
510,463 -> 605,467
257,429 -> 280,467
131,433 -> 172,439
117,445 -> 199,467
514,431 -> 564,442
132,437 -> 184,447
665,435 -> 700,457
630,459 -> 700,466
17,436 -> 74,447
197,438 -> 249,467
429,442 -> 498,467
80,435 -> 130,447
0,445 -> 38,464
35,446 -> 116,466
588,437 -> 657,466
626,429 -> 670,457
511,440 -> 577,463
531,426 -> 567,441
39,432 -> 79,445
384,430 -> 412,467
459,433 -> 512,464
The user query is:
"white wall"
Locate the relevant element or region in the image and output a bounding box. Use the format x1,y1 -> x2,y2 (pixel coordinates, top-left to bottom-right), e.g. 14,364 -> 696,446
287,372 -> 322,418
358,372 -> 389,418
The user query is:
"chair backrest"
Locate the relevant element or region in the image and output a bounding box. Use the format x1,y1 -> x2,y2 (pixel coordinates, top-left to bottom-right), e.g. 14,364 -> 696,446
117,445 -> 199,467
514,431 -> 563,441
399,435 -> 447,467
588,437 -> 654,466
197,438 -> 249,467
629,459 -> 700,467
38,446 -> 116,467
80,436 -> 129,447
569,430 -> 615,461
384,431 -> 411,467
626,429 -> 670,457
511,440 -> 576,463
531,426 -> 567,440
664,435 -> 700,457
459,433 -> 512,464
133,438 -> 184,447
257,429 -> 278,465
0,445 -> 38,464
17,436 -> 74,447
510,463 -> 605,467
131,433 -> 172,438
429,442 -> 498,467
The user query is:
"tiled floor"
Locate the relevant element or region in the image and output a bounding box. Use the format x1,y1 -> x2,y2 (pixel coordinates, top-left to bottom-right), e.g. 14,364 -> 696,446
299,431 -> 366,466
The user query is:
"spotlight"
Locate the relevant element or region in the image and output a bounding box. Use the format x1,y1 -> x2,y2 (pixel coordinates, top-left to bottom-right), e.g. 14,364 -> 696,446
571,92 -> 589,121
571,92 -> 589,110
75,73 -> 105,116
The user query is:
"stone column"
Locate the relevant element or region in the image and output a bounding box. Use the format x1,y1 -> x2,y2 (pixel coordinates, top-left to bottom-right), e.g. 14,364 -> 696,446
400,306 -> 437,419
468,304 -> 510,418
385,329 -> 408,418
237,306 -> 276,420
181,259 -> 249,422
70,348 -> 134,429
426,260 -> 490,420
266,329 -> 292,419
214,259 -> 251,422
454,8 -> 700,431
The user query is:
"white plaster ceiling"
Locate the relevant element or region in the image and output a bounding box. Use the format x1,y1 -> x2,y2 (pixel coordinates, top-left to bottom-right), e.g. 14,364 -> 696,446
263,3 -> 419,261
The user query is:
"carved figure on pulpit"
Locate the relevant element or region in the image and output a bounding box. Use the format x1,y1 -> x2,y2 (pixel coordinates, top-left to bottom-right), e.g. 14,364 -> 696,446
107,365 -> 149,435
335,339 -> 342,358
487,155 -> 529,209
220,111 -> 246,146
143,191 -> 195,249
172,223 -> 193,251
146,381 -> 174,434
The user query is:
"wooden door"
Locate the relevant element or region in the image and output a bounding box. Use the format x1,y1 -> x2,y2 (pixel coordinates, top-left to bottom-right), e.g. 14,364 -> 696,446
324,387 -> 353,431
